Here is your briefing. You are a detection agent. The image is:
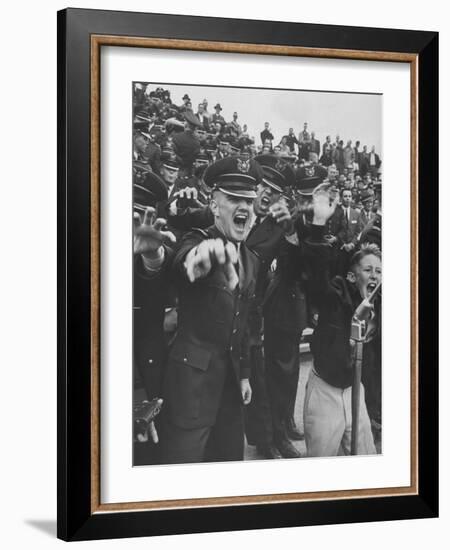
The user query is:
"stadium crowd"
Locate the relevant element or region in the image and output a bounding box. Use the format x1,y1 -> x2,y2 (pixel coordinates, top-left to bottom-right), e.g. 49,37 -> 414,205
132,83 -> 382,465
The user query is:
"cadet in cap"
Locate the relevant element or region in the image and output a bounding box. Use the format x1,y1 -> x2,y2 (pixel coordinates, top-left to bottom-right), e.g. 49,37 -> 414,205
160,157 -> 262,464
134,110 -> 153,124
160,148 -> 181,169
200,156 -> 262,243
134,171 -> 168,211
250,154 -> 296,224
203,156 -> 261,199
133,160 -> 152,185
254,154 -> 296,195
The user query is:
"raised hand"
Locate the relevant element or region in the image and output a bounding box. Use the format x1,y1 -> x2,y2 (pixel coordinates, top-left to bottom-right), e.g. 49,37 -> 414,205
133,207 -> 176,257
269,199 -> 294,234
312,183 -> 338,225
174,186 -> 203,210
240,378 -> 252,405
184,238 -> 239,289
176,186 -> 198,201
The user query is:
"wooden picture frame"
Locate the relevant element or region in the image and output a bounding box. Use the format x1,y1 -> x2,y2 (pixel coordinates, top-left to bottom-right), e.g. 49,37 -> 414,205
57,8 -> 438,541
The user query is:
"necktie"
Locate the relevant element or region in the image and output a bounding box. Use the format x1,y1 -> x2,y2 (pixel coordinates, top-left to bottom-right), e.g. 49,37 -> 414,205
235,247 -> 245,289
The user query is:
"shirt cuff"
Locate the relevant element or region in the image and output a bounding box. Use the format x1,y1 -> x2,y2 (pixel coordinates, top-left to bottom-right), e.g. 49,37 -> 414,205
141,246 -> 165,272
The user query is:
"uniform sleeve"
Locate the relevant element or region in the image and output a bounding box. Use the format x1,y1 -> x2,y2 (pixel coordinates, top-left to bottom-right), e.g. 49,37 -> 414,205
168,206 -> 213,233
302,225 -> 337,307
239,325 -> 251,380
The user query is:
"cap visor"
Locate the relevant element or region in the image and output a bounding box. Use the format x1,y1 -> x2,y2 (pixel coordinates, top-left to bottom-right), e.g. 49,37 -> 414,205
218,187 -> 257,199
262,177 -> 283,194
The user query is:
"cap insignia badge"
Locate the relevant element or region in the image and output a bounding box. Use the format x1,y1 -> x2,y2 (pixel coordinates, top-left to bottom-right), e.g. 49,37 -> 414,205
237,158 -> 250,174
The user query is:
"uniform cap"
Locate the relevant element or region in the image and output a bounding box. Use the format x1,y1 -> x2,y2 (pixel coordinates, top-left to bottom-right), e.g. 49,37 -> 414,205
160,149 -> 181,169
203,156 -> 262,199
133,172 -> 168,210
254,154 -> 296,194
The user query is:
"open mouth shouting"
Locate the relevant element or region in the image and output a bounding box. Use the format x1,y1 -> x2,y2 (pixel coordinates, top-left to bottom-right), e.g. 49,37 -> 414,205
233,211 -> 250,233
260,195 -> 271,210
365,281 -> 379,298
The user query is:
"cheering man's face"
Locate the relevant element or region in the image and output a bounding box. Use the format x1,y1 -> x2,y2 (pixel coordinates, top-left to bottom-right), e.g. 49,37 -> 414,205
254,182 -> 280,217
210,190 -> 255,242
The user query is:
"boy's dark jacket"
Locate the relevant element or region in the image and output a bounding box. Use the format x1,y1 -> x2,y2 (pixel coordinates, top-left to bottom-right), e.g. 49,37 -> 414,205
308,226 -> 381,390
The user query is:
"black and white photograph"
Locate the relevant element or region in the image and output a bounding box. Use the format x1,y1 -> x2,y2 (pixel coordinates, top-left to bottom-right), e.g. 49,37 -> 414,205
132,82 -> 383,466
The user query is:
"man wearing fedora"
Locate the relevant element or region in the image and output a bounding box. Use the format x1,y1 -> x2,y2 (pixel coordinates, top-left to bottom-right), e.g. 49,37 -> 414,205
211,103 -> 226,127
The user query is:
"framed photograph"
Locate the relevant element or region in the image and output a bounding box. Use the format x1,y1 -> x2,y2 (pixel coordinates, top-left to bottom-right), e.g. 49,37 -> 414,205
57,8 -> 438,541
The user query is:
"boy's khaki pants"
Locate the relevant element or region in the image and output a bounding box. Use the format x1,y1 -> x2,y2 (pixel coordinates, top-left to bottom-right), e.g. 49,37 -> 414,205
304,369 -> 376,457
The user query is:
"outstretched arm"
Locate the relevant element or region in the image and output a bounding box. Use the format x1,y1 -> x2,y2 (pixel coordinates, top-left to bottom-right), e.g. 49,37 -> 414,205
184,238 -> 239,290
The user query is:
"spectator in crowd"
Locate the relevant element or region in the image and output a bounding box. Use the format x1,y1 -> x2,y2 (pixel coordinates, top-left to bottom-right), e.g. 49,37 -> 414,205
310,131 -> 320,156
320,135 -> 333,166
353,140 -> 361,168
260,122 -> 274,145
278,136 -> 291,155
196,102 -> 210,131
172,112 -> 202,175
133,129 -> 151,162
282,128 -> 299,154
230,112 -> 242,136
333,140 -> 345,173
304,226 -> 380,456
133,173 -> 173,465
358,192 -> 376,228
179,93 -> 191,113
359,145 -> 369,176
368,146 -> 382,177
211,103 -> 226,127
343,140 -> 355,169
336,189 -> 363,275
298,122 -> 311,161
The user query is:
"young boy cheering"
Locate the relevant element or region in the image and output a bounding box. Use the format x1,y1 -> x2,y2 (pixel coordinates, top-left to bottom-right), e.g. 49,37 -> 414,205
304,188 -> 381,457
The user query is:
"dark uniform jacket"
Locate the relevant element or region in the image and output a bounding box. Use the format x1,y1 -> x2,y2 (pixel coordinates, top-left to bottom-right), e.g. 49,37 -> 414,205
308,226 -> 381,391
133,251 -> 172,400
163,225 -> 259,430
263,237 -> 309,335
